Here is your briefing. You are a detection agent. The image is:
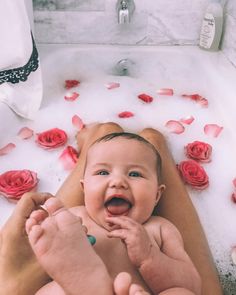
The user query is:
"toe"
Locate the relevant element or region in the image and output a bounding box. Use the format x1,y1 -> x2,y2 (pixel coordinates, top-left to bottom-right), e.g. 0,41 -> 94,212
28,224 -> 44,246
114,272 -> 132,295
44,197 -> 64,215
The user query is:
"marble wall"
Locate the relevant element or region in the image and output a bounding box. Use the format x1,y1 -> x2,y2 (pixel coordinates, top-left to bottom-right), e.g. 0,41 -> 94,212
32,0 -> 236,66
33,0 -> 208,45
222,0 -> 236,67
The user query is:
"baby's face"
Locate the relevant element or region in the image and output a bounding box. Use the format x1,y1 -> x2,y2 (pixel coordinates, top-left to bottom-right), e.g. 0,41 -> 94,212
81,137 -> 164,231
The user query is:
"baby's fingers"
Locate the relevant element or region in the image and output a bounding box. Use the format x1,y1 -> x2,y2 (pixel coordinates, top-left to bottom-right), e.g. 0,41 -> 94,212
106,216 -> 137,230
107,228 -> 129,240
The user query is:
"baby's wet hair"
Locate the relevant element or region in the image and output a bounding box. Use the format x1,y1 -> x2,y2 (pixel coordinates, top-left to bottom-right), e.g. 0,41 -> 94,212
93,132 -> 162,183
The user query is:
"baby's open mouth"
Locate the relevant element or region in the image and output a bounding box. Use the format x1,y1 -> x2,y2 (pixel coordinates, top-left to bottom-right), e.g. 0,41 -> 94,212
105,197 -> 132,216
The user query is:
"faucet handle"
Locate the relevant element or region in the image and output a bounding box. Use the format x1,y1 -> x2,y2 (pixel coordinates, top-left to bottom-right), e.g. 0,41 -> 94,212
121,0 -> 128,9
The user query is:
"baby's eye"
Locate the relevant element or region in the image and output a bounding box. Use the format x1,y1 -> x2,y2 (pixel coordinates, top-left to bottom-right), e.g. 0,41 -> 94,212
129,171 -> 142,177
97,170 -> 109,176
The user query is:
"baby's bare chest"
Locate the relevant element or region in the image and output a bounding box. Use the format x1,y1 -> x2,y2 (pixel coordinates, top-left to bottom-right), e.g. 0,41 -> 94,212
86,224 -> 152,291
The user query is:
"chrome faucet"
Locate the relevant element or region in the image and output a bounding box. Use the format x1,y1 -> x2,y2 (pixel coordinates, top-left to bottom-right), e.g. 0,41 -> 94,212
116,0 -> 135,24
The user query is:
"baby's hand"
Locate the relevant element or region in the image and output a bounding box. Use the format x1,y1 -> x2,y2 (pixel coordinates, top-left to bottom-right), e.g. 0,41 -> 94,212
106,216 -> 153,267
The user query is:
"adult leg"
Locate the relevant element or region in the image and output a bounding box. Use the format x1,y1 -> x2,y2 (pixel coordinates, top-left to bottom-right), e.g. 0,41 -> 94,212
139,128 -> 222,295
56,122 -> 123,207
0,193 -> 52,295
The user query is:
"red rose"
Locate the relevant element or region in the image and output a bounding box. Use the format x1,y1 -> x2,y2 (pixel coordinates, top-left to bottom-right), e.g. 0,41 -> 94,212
36,128 -> 67,149
0,170 -> 38,200
177,160 -> 209,190
185,141 -> 212,163
59,145 -> 79,170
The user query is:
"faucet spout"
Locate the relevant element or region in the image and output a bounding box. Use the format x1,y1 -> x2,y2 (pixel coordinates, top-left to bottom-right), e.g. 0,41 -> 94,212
117,0 -> 135,24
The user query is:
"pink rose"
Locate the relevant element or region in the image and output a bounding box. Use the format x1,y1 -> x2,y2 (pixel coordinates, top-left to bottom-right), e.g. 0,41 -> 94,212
0,170 -> 39,200
59,146 -> 79,170
36,128 -> 67,149
177,160 -> 209,190
185,141 -> 212,163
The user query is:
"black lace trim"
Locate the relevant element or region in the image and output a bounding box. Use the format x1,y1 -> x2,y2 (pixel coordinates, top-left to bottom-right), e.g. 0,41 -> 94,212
0,33 -> 39,85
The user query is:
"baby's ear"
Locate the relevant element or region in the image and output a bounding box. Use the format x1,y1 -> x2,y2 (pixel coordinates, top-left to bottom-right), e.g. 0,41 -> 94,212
80,179 -> 84,190
156,184 -> 166,204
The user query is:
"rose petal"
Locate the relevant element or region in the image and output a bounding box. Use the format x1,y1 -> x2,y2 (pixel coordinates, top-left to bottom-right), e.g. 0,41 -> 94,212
204,124 -> 223,138
180,116 -> 195,125
105,82 -> 120,90
138,93 -> 153,103
182,93 -> 208,107
0,143 -> 16,156
231,247 -> 236,265
64,92 -> 79,101
118,111 -> 134,118
198,98 -> 208,107
233,178 -> 236,188
157,88 -> 174,96
72,115 -> 84,130
59,146 -> 79,170
17,127 -> 34,139
64,80 -> 80,89
231,192 -> 236,203
165,120 -> 185,134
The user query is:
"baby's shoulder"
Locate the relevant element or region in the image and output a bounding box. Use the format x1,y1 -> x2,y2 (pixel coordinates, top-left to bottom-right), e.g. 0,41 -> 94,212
146,215 -> 173,227
145,216 -> 179,235
147,216 -> 183,244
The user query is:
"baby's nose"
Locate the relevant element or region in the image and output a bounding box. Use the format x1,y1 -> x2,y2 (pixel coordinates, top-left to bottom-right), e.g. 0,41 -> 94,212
109,175 -> 128,189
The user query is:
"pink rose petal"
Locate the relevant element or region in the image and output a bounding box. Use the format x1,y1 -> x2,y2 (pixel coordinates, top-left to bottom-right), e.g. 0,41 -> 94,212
233,178 -> 236,188
17,127 -> 34,139
72,115 -> 84,130
138,93 -> 153,103
118,111 -> 134,118
231,247 -> 236,265
231,192 -> 236,203
198,98 -> 208,107
204,124 -> 223,138
157,88 -> 174,96
105,82 -> 120,90
165,120 -> 185,134
182,93 -> 208,107
64,92 -> 79,101
0,143 -> 16,156
59,146 -> 79,170
64,80 -> 80,89
180,116 -> 195,125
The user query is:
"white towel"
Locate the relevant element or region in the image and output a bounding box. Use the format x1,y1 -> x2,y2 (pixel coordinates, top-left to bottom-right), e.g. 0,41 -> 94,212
0,0 -> 42,120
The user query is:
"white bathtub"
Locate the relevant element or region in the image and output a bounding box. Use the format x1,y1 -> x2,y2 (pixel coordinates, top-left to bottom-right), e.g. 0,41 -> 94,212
1,44 -> 236,292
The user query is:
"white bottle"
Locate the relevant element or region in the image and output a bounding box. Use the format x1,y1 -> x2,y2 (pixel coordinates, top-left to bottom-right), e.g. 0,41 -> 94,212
199,0 -> 223,51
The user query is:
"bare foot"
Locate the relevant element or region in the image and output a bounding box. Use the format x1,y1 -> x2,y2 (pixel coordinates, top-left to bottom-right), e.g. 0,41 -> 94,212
0,193 -> 52,295
26,197 -> 113,295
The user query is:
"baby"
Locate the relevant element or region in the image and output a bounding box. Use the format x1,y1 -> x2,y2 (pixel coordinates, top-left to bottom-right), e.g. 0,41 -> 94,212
26,132 -> 201,295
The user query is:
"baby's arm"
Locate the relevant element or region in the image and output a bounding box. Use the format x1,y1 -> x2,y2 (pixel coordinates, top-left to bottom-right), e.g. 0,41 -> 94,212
138,218 -> 201,294
107,216 -> 201,295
